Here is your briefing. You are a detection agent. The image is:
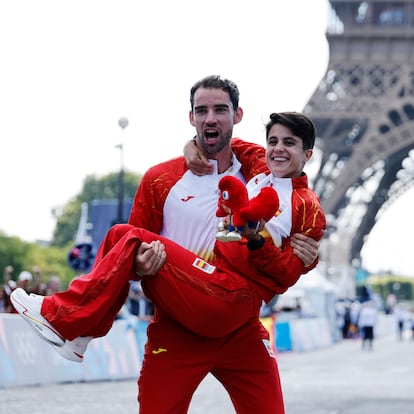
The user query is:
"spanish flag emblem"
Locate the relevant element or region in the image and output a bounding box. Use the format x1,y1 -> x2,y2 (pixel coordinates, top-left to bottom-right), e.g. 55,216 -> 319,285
192,258 -> 215,274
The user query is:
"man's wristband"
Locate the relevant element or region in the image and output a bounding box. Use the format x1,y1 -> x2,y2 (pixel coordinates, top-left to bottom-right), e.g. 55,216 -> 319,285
135,271 -> 145,277
247,236 -> 265,251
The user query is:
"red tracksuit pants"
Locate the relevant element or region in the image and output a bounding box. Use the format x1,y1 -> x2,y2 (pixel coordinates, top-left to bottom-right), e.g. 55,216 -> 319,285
138,315 -> 284,413
41,223 -> 262,339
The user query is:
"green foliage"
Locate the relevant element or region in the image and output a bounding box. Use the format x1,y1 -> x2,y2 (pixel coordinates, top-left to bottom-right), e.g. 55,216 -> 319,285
0,233 -> 74,288
359,273 -> 414,302
0,232 -> 31,281
52,170 -> 141,247
52,201 -> 82,248
26,242 -> 77,288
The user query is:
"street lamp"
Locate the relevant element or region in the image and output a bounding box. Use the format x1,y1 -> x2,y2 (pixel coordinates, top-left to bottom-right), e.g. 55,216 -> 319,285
114,117 -> 129,224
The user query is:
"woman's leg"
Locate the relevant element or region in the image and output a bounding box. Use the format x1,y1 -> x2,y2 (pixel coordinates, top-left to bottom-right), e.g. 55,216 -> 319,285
41,224 -> 139,339
135,228 -> 262,337
42,225 -> 261,340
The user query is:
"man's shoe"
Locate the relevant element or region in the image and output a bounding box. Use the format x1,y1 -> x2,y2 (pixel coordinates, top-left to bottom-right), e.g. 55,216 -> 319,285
10,288 -> 65,347
54,336 -> 93,363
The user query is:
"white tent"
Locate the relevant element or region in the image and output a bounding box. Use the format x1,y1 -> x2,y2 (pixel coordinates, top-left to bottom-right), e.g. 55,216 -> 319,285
276,266 -> 340,340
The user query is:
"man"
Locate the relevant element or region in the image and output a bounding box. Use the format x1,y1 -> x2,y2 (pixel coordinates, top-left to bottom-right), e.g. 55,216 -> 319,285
131,75 -> 319,413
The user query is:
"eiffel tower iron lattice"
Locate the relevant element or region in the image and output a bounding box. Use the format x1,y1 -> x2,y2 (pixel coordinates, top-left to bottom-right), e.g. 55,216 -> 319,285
304,0 -> 414,273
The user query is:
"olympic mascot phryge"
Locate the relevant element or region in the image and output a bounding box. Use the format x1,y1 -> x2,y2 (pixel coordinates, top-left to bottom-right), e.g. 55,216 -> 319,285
215,175 -> 279,242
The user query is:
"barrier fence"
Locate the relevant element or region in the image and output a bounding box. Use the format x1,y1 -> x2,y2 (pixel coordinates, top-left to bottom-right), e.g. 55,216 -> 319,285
0,314 -> 333,388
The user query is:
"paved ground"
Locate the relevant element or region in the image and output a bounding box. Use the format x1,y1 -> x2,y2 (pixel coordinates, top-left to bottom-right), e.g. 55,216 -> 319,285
1,332 -> 413,413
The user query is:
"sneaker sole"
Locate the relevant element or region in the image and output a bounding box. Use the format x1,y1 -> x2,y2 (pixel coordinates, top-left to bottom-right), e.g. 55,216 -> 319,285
53,345 -> 84,362
11,293 -> 65,347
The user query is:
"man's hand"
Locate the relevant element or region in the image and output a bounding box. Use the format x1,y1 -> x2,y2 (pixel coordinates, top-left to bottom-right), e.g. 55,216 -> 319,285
183,139 -> 213,176
290,233 -> 319,267
135,240 -> 166,276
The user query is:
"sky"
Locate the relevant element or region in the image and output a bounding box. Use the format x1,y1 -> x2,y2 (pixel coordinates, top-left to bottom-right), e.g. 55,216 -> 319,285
1,0 -> 413,276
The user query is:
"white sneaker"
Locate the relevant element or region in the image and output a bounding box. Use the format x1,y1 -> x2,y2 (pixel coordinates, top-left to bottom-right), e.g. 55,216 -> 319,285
10,288 -> 65,347
54,336 -> 93,363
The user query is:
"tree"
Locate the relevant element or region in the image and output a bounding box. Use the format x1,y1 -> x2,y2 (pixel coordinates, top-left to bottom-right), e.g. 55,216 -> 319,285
0,232 -> 74,288
51,170 -> 141,247
0,232 -> 31,282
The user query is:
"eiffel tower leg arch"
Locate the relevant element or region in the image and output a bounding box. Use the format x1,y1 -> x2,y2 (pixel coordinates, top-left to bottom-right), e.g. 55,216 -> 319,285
303,0 -> 414,296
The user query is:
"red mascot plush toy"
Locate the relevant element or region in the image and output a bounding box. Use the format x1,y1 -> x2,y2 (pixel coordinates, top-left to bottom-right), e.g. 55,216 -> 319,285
216,175 -> 279,242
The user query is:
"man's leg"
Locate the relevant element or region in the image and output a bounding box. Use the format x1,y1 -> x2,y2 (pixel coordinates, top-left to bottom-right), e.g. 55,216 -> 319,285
212,318 -> 285,414
137,317 -> 221,414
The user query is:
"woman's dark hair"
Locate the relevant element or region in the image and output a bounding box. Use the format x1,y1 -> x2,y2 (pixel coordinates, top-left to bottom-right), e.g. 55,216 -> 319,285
265,112 -> 316,150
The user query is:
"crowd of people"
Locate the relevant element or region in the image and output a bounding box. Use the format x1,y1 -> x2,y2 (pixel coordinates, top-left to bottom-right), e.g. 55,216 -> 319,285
336,297 -> 414,350
0,265 -> 61,313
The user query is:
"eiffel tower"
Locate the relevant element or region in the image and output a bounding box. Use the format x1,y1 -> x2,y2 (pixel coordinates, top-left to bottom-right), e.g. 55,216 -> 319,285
304,0 -> 414,290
